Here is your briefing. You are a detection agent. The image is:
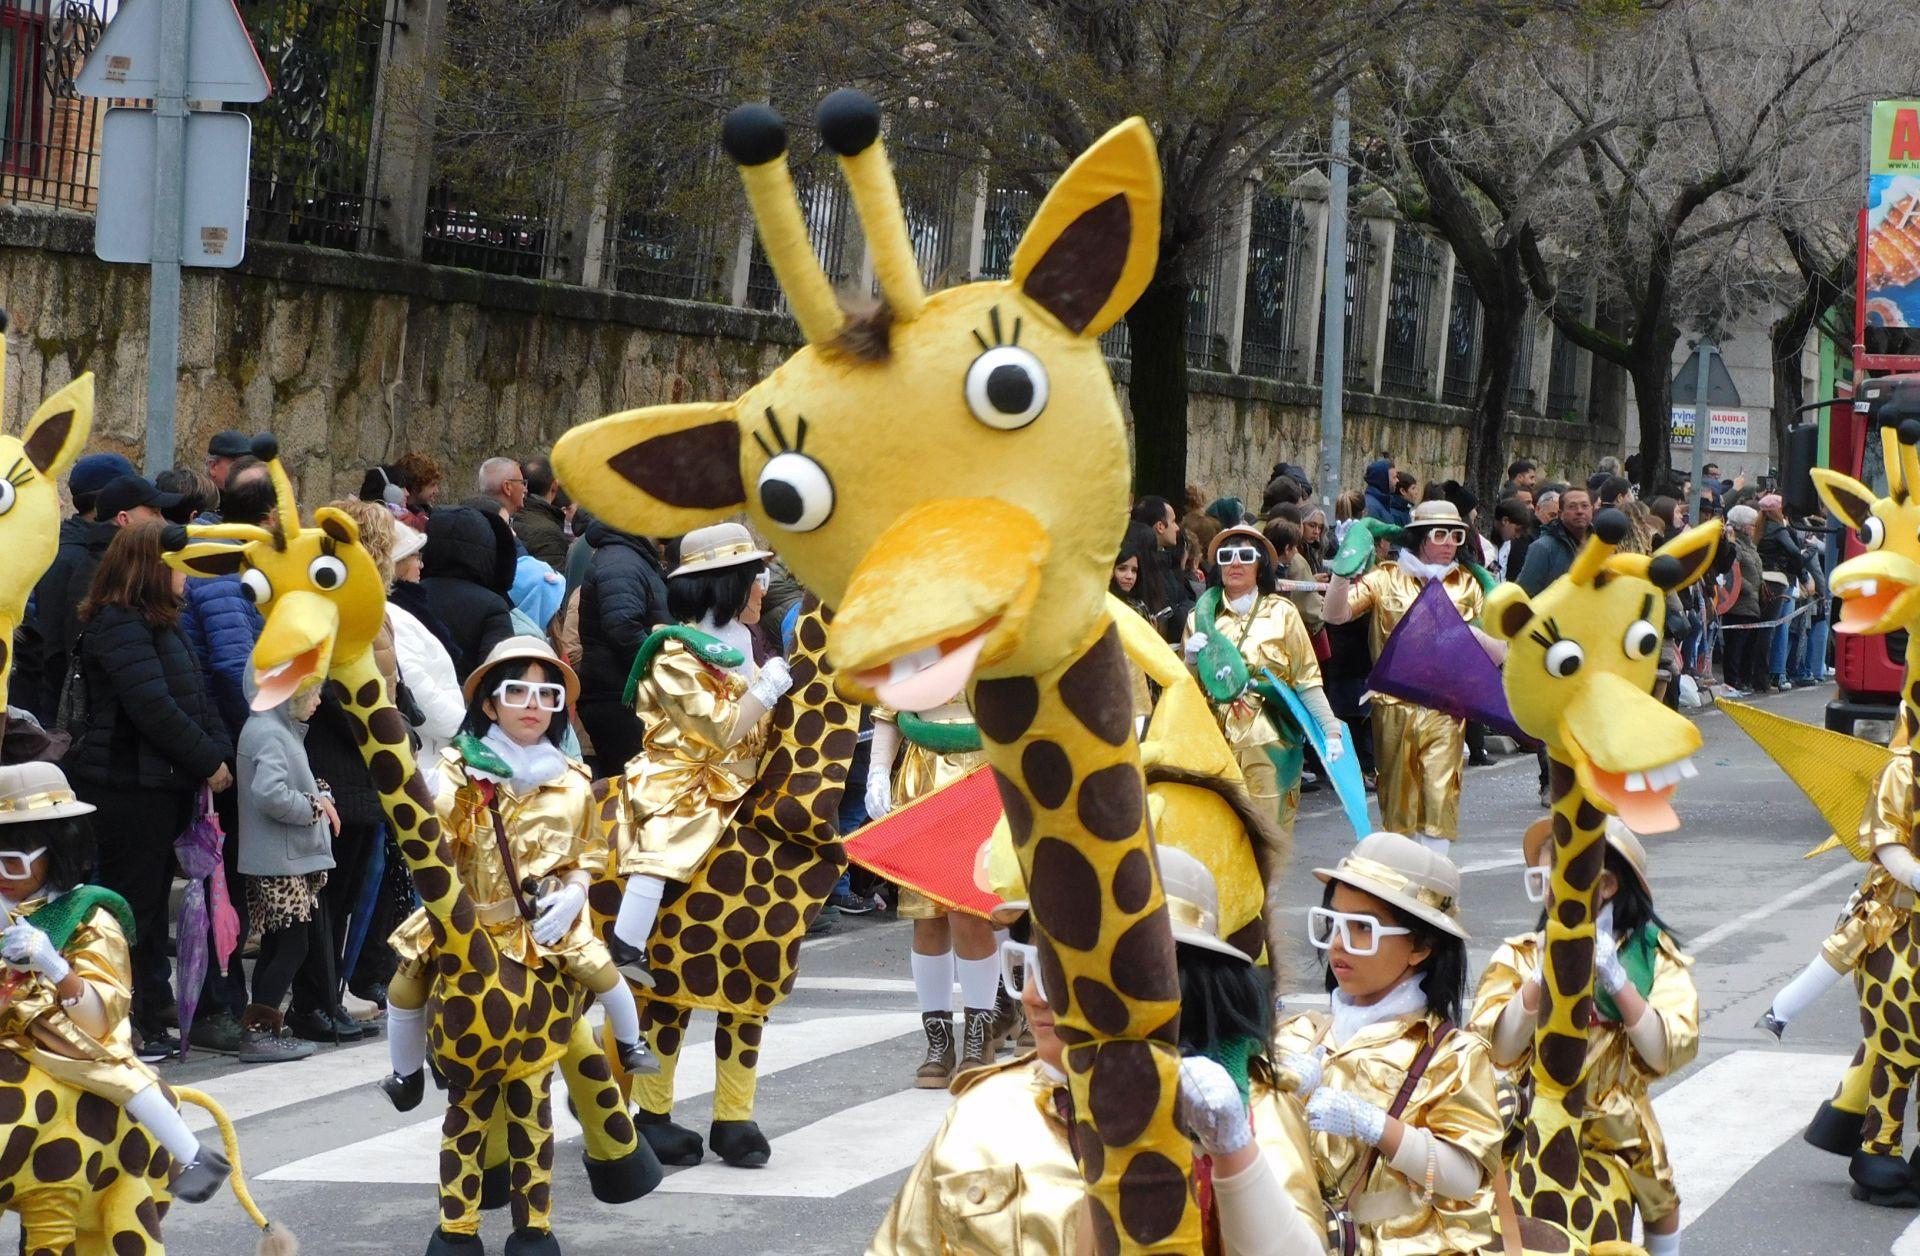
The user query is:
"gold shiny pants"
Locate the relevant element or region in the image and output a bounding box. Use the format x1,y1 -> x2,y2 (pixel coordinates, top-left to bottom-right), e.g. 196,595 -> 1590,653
1371,700 -> 1464,840
1237,739 -> 1303,948
625,1000 -> 763,1122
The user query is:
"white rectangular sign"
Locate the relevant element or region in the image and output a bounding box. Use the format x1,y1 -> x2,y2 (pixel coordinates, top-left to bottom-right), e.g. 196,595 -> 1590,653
95,108 -> 251,269
1670,406 -> 1749,453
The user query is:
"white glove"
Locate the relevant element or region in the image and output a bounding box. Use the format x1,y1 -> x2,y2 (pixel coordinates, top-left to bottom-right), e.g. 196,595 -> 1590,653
1184,632 -> 1210,659
1176,1056 -> 1254,1156
1,921 -> 70,984
1306,1087 -> 1388,1146
748,656 -> 793,707
865,771 -> 893,820
1593,930 -> 1629,996
530,882 -> 587,947
1276,1046 -> 1327,1096
1320,733 -> 1345,765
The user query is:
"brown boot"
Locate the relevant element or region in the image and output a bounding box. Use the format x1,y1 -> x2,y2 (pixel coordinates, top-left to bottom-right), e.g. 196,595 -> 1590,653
239,1004 -> 315,1064
914,1013 -> 955,1089
988,982 -> 1022,1055
957,1007 -> 996,1075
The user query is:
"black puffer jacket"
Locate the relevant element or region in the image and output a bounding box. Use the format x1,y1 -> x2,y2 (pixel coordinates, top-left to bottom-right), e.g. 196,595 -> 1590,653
301,690 -> 383,830
420,506 -> 516,680
68,604 -> 230,792
27,516 -> 116,722
578,520 -> 669,702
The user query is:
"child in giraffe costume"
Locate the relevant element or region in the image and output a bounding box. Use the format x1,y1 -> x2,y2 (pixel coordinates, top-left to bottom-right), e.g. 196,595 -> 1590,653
557,89 -> 1206,1249
591,592 -> 856,1169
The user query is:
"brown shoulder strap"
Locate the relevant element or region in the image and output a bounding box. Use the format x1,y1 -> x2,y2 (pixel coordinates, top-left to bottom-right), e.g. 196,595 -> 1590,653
485,791 -> 536,921
1343,1022 -> 1454,1212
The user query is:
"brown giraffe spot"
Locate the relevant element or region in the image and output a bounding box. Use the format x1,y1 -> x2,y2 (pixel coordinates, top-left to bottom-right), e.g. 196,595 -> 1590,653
1028,837 -> 1103,951
745,940 -> 783,981
793,709 -> 825,747
773,795 -> 811,831
723,970 -> 754,1004
137,1197 -> 164,1237
1022,740 -> 1074,810
1118,1149 -> 1188,1245
1225,918 -> 1265,962
1145,1010 -> 1180,1046
1110,908 -> 1180,1003
529,1181 -> 551,1216
118,1127 -> 151,1176
606,1110 -> 636,1145
773,874 -> 799,899
368,748 -> 406,793
1530,1187 -> 1569,1227
799,860 -> 840,896
706,851 -> 749,895
0,1050 -> 25,1082
588,880 -> 622,917
1059,628 -> 1133,746
0,1126 -> 34,1179
369,707 -> 410,747
1072,977 -> 1131,1035
1570,1194 -> 1593,1232
1547,938 -> 1593,1004
822,726 -> 857,760
683,892 -> 725,921
1037,935 -> 1071,1018
1086,1040 -> 1163,1146
683,954 -> 721,997
1073,1118 -> 1105,1183
113,1234 -> 149,1256
1882,1027 -> 1905,1053
1554,898 -> 1587,928
1085,1196 -> 1119,1256
441,1195 -> 465,1221
974,676 -> 1040,743
391,801 -> 420,831
31,1136 -> 81,1181
74,1091 -> 120,1144
475,1045 -> 502,1073
32,1088 -> 54,1122
1865,981 -> 1886,1010
1896,974 -> 1913,999
715,1024 -> 734,1061
1888,1002 -> 1911,1035
1539,1031 -> 1587,1088
0,1086 -> 22,1125
1536,1124 -> 1582,1188
467,931 -> 499,977
1077,762 -> 1144,841
681,923 -> 718,954
1111,848 -> 1152,914
722,942 -> 743,967
413,863 -> 454,903
994,775 -> 1034,845
402,837 -> 434,865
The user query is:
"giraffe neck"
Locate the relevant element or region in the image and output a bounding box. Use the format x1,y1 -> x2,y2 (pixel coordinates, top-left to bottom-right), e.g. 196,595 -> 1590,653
1535,756 -> 1605,1117
331,648 -> 478,938
1903,633 -> 1920,757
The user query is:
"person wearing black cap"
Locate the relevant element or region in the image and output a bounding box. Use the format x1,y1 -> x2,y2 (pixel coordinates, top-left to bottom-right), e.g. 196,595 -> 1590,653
205,431 -> 250,491
25,455 -> 138,723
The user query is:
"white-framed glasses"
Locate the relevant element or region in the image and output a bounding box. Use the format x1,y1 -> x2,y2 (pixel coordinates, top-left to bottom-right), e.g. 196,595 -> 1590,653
1524,865 -> 1552,904
754,568 -> 771,591
1000,938 -> 1047,1004
0,847 -> 47,880
1308,906 -> 1411,956
1419,527 -> 1469,545
493,680 -> 567,711
1216,545 -> 1265,566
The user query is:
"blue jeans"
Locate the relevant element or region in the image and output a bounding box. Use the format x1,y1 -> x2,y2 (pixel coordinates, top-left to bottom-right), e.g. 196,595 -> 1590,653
1767,596 -> 1795,680
1791,615 -> 1830,682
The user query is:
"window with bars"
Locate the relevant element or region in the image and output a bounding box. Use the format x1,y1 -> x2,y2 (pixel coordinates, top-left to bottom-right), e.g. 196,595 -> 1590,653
1314,218 -> 1373,388
1509,315 -> 1539,414
1239,192 -> 1311,381
1381,229 -> 1440,398
1545,322 -> 1584,419
1442,271 -> 1481,407
0,0 -> 106,212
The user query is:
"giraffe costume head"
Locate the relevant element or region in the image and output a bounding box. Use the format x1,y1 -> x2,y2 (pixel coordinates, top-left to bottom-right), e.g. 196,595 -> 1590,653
1817,420 -> 1920,642
0,310 -> 95,715
557,92 -> 1205,1251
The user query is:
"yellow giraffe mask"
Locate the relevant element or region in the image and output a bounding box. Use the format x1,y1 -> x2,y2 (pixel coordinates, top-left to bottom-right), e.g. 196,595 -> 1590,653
1483,511 -> 1720,832
0,312 -> 94,714
159,436 -> 385,707
1815,420 -> 1920,636
554,90 -> 1159,708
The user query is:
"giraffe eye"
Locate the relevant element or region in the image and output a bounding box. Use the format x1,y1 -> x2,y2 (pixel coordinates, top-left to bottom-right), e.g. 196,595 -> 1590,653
757,452 -> 834,532
1623,619 -> 1659,659
964,346 -> 1049,430
240,568 -> 273,605
1543,639 -> 1584,678
308,555 -> 348,591
1862,515 -> 1886,550
0,480 -> 16,516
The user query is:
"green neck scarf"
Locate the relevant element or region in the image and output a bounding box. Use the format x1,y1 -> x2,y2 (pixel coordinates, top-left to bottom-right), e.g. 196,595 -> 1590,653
895,712 -> 981,755
22,886 -> 137,951
623,625 -> 746,707
1593,924 -> 1660,1024
1202,1034 -> 1262,1106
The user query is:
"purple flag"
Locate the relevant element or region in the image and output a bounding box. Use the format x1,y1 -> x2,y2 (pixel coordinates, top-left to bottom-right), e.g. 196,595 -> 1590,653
1368,578 -> 1533,742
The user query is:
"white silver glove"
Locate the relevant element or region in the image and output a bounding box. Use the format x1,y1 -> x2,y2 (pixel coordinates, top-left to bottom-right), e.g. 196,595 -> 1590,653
748,656 -> 794,707
1306,1087 -> 1388,1146
1276,1045 -> 1327,1096
1593,929 -> 1629,996
865,771 -> 893,820
530,882 -> 587,947
1184,632 -> 1210,659
1,921 -> 70,984
1320,733 -> 1345,765
1175,1056 -> 1254,1156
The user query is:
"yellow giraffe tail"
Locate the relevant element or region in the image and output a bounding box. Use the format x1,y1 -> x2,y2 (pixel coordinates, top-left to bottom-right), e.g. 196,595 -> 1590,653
172,1087 -> 300,1256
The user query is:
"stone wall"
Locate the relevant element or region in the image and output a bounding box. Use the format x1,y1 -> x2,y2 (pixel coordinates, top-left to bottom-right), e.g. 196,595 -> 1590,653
0,206 -> 1624,505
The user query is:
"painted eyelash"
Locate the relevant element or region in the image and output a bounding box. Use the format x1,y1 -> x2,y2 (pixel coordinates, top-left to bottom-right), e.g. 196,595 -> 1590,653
1639,594 -> 1654,620
751,407 -> 810,460
970,306 -> 1024,353
5,458 -> 32,489
1528,618 -> 1566,650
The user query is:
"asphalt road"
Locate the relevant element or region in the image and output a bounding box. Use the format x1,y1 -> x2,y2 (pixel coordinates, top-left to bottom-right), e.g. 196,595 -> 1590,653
146,683 -> 1903,1254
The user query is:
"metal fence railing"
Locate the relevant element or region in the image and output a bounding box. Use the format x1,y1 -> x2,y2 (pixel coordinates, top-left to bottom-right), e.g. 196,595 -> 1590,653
1442,269 -> 1481,407
1381,228 -> 1439,397
1509,311 -> 1538,414
1239,192 -> 1311,381
1315,217 -> 1373,388
1545,321 -> 1583,419
0,0 -> 106,213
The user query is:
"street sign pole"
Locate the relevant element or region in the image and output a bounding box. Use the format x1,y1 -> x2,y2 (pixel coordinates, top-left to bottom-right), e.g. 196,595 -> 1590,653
1688,340 -> 1715,524
1318,87 -> 1350,514
143,0 -> 189,476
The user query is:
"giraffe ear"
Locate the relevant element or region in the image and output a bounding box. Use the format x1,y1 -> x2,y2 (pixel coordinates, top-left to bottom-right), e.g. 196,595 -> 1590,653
164,541 -> 250,578
21,373 -> 93,477
554,402 -> 744,538
1483,583 -> 1535,642
1648,520 -> 1721,592
1813,468 -> 1876,534
314,506 -> 361,546
1011,118 -> 1161,338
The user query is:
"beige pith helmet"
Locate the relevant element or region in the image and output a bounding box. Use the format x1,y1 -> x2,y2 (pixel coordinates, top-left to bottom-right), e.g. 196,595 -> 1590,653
1314,831 -> 1469,940
1403,499 -> 1467,536
670,522 -> 773,577
1522,816 -> 1652,896
1158,846 -> 1252,963
0,761 -> 95,824
462,634 -> 582,706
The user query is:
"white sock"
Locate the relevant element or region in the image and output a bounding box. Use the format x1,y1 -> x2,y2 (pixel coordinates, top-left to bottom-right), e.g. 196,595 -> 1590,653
1643,1230 -> 1679,1256
1419,834 -> 1452,856
957,954 -> 1001,1011
1771,954 -> 1846,1025
911,949 -> 954,1014
388,1003 -> 427,1077
600,977 -> 642,1046
614,875 -> 666,950
127,1083 -> 204,1165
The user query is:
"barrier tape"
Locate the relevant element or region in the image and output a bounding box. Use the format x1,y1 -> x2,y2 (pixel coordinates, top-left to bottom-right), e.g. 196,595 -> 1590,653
1718,599 -> 1818,631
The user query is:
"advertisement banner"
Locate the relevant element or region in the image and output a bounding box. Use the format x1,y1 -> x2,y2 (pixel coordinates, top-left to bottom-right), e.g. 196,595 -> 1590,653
1671,407 -> 1749,453
1866,100 -> 1920,331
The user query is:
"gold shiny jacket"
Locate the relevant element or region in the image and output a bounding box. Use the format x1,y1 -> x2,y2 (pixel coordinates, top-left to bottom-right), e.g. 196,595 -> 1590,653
1184,592 -> 1323,751
1273,1010 -> 1503,1256
1342,565 -> 1484,705
1860,751 -> 1919,910
869,1054 -> 1324,1255
0,897 -> 153,1105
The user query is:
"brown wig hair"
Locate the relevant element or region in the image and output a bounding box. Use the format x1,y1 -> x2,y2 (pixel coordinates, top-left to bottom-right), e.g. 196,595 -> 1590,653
79,520 -> 181,628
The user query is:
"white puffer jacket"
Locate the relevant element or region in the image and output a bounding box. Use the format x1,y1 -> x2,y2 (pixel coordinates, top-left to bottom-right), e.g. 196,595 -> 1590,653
388,602 -> 464,762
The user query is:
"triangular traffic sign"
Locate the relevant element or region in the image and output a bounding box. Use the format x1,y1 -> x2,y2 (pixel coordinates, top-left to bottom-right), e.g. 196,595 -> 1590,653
75,0 -> 270,104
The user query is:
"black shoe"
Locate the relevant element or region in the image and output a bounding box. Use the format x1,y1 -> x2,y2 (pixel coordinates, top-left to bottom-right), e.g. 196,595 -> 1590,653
634,1110 -> 703,1166
1806,1101 -> 1867,1156
1850,1151 -> 1920,1206
616,1037 -> 660,1077
1467,755 -> 1495,768
379,1069 -> 426,1113
1756,1010 -> 1786,1041
807,909 -> 836,936
350,980 -> 390,1010
502,1226 -> 563,1256
608,937 -> 656,990
582,1143 -> 665,1204
288,1007 -> 372,1043
135,1029 -> 180,1063
709,1119 -> 771,1168
171,1145 -> 231,1203
827,888 -> 874,915
424,1228 -> 485,1255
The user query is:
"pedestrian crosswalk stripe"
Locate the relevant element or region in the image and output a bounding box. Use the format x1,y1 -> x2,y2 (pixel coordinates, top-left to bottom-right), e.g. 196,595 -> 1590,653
653,1088 -> 952,1197
180,1036 -> 389,1132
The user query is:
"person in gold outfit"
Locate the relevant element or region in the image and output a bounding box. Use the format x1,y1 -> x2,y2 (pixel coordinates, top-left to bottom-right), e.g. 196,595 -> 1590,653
1471,819 -> 1698,1256
604,523 -> 793,982
1325,502 -> 1503,854
0,761 -> 234,1201
1184,524 -> 1343,945
871,847 -> 1328,1255
378,636 -> 653,1109
1275,832 -> 1506,1256
865,701 -> 1006,1088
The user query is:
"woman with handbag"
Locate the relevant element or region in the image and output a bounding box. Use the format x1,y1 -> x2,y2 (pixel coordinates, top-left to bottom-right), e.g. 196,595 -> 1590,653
871,847 -> 1326,1255
1274,832 -> 1505,1255
1470,819 -> 1698,1256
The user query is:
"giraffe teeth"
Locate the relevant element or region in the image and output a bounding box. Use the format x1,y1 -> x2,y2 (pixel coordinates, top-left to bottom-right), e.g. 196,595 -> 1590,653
260,660 -> 293,681
888,645 -> 944,684
1623,771 -> 1647,793
1678,758 -> 1698,780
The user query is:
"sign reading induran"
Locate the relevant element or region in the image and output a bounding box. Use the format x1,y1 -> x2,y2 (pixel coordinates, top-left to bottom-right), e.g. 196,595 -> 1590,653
1867,101 -> 1920,330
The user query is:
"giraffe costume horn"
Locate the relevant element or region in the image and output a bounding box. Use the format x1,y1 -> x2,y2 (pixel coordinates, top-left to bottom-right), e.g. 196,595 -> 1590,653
722,105 -> 847,344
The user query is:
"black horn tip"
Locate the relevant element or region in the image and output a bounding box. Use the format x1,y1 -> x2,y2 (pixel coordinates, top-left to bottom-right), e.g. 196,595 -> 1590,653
1648,554 -> 1684,590
1900,419 -> 1920,447
159,524 -> 190,553
817,89 -> 881,156
251,433 -> 280,461
722,104 -> 788,168
0,308 -> 9,335
1593,509 -> 1629,544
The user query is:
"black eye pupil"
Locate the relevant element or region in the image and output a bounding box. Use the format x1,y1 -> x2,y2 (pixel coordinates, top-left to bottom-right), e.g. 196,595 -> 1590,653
761,480 -> 804,526
986,363 -> 1033,414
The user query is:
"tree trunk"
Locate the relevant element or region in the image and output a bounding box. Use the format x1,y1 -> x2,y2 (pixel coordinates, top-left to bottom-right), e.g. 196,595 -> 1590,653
1125,276 -> 1192,501
1769,316 -> 1809,465
1465,293 -> 1524,509
1630,342 -> 1678,498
